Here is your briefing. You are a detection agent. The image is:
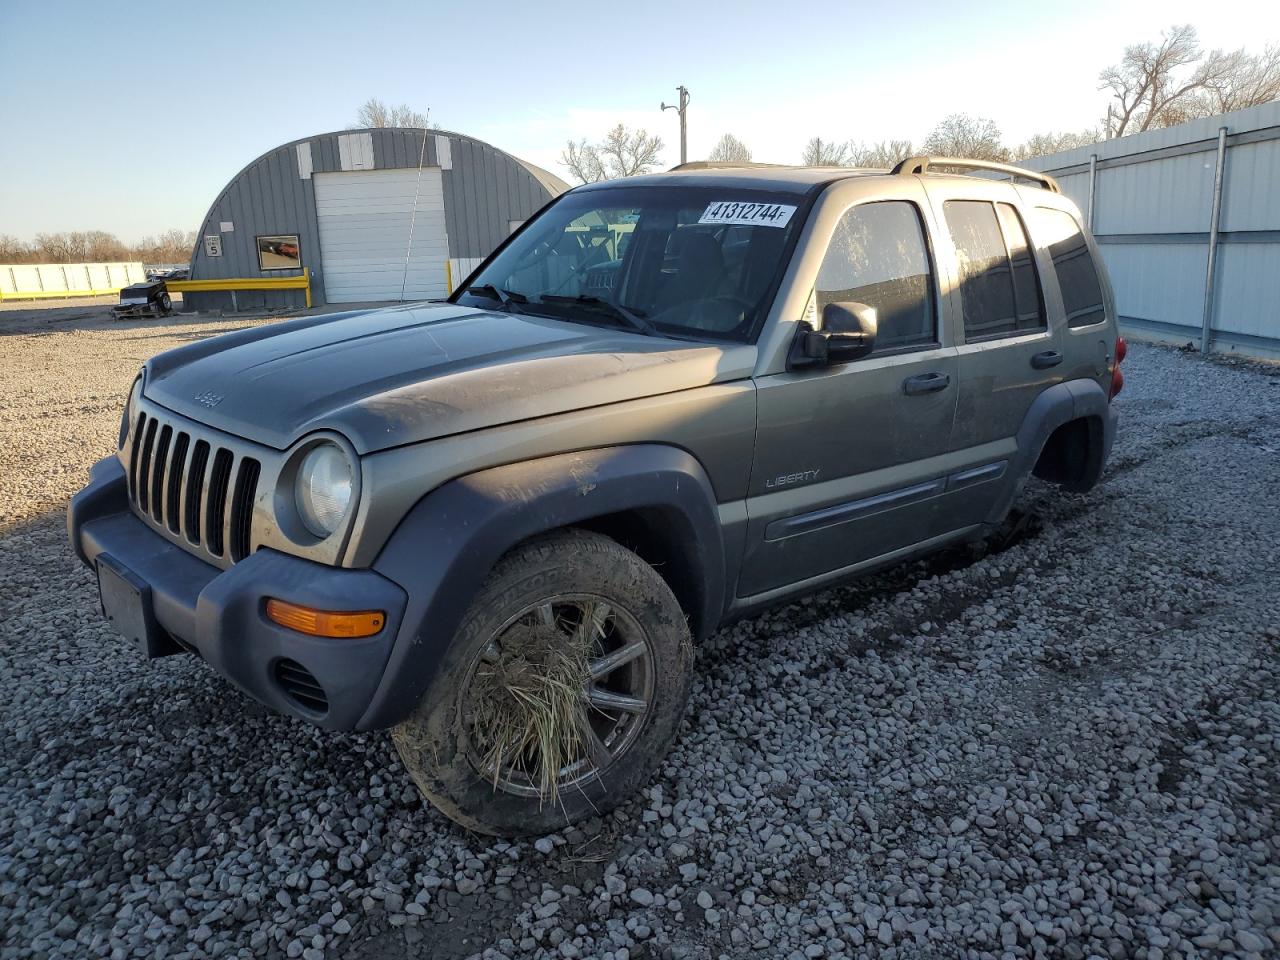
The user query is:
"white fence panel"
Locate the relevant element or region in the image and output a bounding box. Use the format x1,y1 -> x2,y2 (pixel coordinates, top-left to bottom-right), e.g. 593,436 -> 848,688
1102,244 -> 1208,331
0,262 -> 146,299
1027,100 -> 1280,357
1094,153 -> 1217,235
1214,244 -> 1280,340
1219,138 -> 1280,232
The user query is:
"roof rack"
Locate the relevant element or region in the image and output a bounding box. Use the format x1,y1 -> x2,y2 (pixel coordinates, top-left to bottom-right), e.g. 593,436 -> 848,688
669,160 -> 792,171
891,156 -> 1060,193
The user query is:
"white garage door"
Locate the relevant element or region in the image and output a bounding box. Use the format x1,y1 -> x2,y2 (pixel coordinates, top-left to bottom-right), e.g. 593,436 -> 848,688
314,168 -> 450,303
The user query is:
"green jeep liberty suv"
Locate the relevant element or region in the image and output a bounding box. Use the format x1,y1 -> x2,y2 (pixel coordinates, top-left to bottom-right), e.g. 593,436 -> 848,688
69,157 -> 1124,835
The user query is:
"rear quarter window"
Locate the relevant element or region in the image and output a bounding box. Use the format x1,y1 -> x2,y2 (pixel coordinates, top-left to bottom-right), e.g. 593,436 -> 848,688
1032,207 -> 1107,328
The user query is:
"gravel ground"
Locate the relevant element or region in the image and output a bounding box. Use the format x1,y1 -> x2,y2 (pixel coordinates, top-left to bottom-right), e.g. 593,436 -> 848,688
1,314 -> 1278,960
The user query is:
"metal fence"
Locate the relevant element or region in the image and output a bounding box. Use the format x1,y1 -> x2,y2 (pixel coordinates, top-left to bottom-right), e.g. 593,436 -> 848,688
1025,101 -> 1280,359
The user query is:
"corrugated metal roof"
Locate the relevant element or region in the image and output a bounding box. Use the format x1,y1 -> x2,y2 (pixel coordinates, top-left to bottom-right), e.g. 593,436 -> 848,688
515,158 -> 571,197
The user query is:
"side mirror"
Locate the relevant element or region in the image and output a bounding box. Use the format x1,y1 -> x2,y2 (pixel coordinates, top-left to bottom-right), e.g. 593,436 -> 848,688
789,301 -> 877,368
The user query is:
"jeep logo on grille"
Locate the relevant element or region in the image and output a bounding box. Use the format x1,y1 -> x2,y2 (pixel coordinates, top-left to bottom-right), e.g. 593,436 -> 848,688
194,391 -> 224,408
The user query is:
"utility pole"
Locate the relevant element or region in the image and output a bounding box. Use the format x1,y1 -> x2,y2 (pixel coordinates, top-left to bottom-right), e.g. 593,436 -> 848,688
661,85 -> 690,165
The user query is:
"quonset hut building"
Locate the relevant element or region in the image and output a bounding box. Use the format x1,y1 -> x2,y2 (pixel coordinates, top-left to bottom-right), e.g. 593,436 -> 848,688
183,128 -> 569,311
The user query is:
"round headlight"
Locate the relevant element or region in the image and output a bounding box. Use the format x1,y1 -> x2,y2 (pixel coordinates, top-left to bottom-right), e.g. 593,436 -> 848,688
119,375 -> 142,449
294,442 -> 353,538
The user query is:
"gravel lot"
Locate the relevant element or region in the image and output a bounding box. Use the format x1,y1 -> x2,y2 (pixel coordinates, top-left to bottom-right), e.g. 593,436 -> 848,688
1,312 -> 1278,960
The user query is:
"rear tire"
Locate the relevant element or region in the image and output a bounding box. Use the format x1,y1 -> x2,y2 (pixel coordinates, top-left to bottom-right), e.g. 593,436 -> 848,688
391,529 -> 693,836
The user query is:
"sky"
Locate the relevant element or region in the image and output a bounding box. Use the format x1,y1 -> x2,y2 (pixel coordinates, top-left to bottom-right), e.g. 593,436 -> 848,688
1,0 -> 1277,243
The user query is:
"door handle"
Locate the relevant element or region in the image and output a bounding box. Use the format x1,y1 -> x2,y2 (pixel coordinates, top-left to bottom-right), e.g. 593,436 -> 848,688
902,371 -> 951,396
1031,350 -> 1063,369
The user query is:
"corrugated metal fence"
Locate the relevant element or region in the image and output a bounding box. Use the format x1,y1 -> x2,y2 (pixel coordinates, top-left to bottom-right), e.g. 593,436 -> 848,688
1025,101 -> 1280,358
0,262 -> 147,300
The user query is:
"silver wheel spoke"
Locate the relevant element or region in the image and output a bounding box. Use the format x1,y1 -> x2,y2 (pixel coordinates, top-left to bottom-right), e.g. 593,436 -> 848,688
535,603 -> 557,627
585,685 -> 646,715
479,641 -> 501,663
585,726 -> 612,768
588,640 -> 647,681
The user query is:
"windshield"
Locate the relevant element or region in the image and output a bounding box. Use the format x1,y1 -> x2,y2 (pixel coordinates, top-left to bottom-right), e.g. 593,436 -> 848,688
453,185 -> 807,342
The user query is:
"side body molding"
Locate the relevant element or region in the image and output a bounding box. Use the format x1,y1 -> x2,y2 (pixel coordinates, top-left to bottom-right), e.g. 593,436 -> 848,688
358,444 -> 726,730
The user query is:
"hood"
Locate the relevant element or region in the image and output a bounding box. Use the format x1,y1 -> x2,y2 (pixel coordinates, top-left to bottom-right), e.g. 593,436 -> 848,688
143,302 -> 756,453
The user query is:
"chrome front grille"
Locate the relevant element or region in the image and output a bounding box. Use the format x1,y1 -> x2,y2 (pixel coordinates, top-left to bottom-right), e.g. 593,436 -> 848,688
126,405 -> 262,565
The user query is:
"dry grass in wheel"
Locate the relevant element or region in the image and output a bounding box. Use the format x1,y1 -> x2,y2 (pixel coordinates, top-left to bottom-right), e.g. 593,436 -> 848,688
468,619 -> 593,806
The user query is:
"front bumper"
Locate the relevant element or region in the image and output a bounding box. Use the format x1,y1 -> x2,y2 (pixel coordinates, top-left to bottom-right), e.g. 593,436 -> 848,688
68,457 -> 407,730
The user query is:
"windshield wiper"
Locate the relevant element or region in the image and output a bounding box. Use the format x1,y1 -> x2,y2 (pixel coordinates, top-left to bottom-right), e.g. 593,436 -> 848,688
462,283 -> 528,307
539,295 -> 655,335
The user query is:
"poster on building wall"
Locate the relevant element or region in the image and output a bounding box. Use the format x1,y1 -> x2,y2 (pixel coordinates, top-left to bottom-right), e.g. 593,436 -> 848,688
257,235 -> 300,270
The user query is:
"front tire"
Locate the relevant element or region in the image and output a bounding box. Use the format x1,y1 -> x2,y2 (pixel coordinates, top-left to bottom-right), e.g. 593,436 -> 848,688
392,529 -> 693,836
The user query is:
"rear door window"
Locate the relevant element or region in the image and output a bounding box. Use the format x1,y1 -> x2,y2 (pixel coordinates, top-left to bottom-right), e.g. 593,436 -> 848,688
816,200 -> 936,354
1033,207 -> 1107,327
943,200 -> 1045,340
995,203 -> 1045,331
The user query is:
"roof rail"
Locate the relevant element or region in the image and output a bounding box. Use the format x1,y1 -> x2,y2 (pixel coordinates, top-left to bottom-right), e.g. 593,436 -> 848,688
669,160 -> 792,171
891,156 -> 1060,193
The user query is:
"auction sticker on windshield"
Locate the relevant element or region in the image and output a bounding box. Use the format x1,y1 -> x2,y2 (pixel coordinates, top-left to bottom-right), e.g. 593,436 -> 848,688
699,201 -> 796,228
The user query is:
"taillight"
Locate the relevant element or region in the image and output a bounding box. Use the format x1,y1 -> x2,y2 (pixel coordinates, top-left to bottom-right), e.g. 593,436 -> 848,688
1109,336 -> 1126,400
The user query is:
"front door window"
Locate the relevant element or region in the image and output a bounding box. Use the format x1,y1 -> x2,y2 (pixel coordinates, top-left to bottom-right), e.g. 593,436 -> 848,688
815,200 -> 937,353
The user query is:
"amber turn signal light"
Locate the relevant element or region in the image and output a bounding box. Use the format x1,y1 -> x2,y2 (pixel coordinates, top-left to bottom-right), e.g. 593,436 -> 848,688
265,599 -> 385,638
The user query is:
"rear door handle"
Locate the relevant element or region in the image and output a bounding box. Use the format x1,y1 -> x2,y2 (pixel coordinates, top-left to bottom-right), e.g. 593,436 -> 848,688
1031,350 -> 1063,369
903,371 -> 951,396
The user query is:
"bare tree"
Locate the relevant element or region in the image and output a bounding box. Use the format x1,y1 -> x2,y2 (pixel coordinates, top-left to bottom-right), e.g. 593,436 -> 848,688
2,229 -> 197,265
1200,45 -> 1280,113
84,230 -> 127,262
922,114 -> 1009,161
560,139 -> 607,183
801,137 -> 850,166
0,235 -> 31,262
597,124 -> 664,177
353,97 -> 435,129
34,232 -> 89,262
144,229 -> 197,263
1011,129 -> 1103,160
847,139 -> 915,168
560,125 -> 665,183
708,133 -> 752,163
1097,25 -> 1241,136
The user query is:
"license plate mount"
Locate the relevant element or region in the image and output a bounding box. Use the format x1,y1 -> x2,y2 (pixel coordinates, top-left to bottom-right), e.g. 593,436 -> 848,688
96,554 -> 167,658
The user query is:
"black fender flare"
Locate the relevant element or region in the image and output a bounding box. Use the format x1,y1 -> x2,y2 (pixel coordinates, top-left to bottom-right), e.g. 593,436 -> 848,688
991,378 -> 1116,522
356,444 -> 725,730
